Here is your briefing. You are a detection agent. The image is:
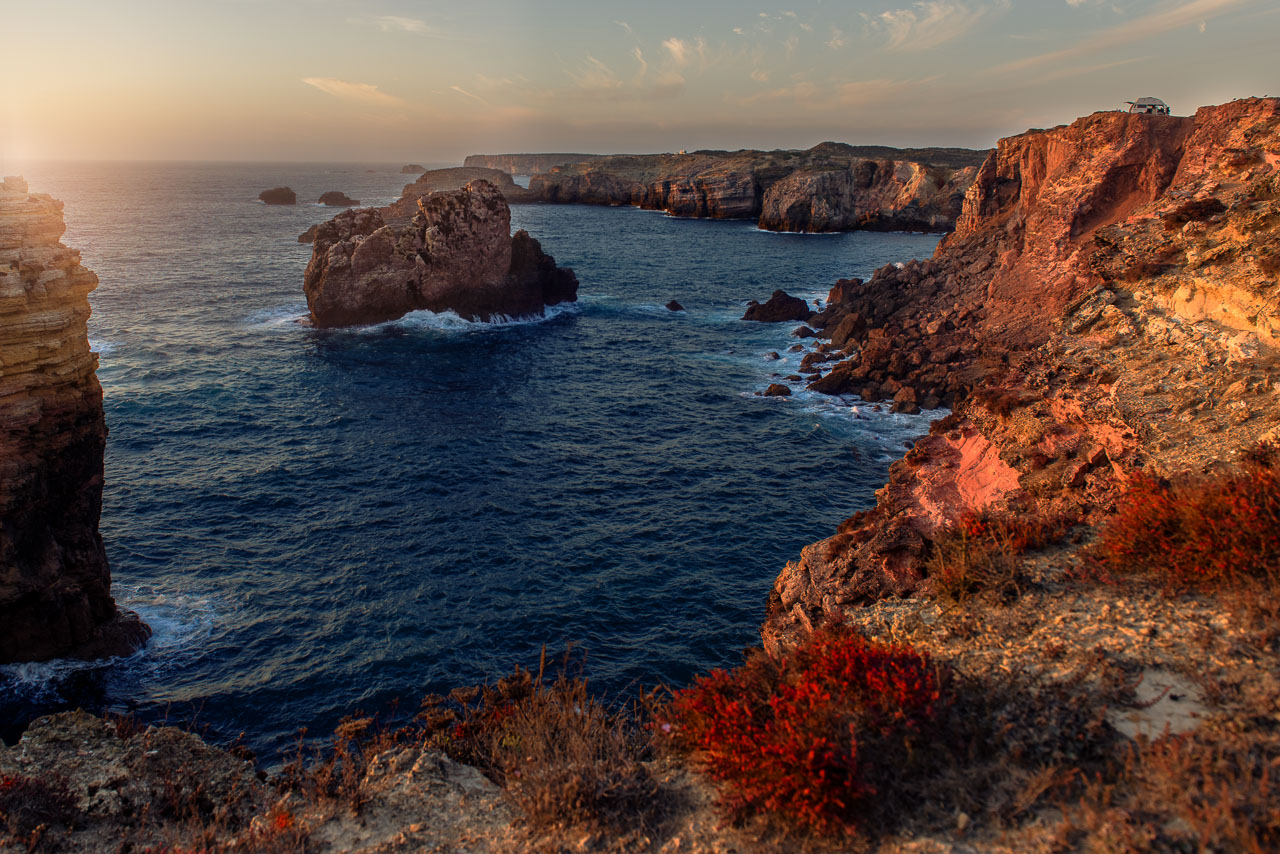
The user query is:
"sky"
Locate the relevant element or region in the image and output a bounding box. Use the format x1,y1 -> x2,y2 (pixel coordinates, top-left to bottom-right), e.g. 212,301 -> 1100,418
3,0 -> 1277,164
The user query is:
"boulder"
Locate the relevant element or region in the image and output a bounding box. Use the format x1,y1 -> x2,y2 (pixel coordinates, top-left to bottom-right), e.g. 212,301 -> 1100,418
764,383 -> 792,397
743,290 -> 812,322
303,180 -> 577,327
258,186 -> 296,205
666,300 -> 685,311
318,191 -> 360,207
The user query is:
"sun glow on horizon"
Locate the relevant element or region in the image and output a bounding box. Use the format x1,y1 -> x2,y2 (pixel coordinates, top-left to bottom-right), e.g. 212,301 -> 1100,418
6,0 -> 1277,164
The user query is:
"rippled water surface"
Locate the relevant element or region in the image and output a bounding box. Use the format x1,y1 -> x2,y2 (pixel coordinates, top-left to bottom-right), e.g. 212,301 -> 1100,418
3,162 -> 940,755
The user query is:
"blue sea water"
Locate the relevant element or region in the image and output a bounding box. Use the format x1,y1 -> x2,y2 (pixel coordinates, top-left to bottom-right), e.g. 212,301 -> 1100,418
1,162 -> 941,757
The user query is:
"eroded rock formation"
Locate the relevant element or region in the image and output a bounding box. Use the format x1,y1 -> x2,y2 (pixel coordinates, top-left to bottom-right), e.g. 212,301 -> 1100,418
0,177 -> 149,662
304,180 -> 577,327
527,143 -> 986,233
763,98 -> 1280,652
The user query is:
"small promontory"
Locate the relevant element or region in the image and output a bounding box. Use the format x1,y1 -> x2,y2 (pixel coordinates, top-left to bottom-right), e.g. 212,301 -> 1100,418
525,143 -> 988,232
0,177 -> 150,662
303,180 -> 577,327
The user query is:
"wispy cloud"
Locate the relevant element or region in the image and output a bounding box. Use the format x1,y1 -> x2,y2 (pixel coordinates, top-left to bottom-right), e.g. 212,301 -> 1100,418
450,85 -> 489,105
663,37 -> 690,66
301,77 -> 403,107
876,1 -> 1001,51
374,15 -> 431,34
369,15 -> 471,41
988,0 -> 1256,74
567,55 -> 624,92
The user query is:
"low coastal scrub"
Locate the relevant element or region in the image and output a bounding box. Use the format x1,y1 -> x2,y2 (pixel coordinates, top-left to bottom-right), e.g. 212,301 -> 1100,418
417,654 -> 661,836
1066,729 -> 1280,852
664,626 -> 942,835
1096,444 -> 1280,592
926,509 -> 1069,603
0,772 -> 76,840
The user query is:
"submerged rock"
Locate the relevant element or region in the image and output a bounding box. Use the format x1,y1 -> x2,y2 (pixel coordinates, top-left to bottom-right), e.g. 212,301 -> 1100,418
258,186 -> 296,205
303,180 -> 577,327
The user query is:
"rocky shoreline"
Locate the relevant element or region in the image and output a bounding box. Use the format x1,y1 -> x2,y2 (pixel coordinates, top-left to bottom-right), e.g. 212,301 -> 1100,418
525,142 -> 988,233
5,98 -> 1280,851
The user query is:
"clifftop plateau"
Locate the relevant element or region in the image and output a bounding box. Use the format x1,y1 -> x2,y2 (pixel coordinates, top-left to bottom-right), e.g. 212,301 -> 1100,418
0,177 -> 148,662
463,153 -> 606,174
525,142 -> 988,233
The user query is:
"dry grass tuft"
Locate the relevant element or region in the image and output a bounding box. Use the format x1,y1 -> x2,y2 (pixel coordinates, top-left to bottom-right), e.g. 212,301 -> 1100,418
925,510 -> 1070,603
418,650 -> 663,836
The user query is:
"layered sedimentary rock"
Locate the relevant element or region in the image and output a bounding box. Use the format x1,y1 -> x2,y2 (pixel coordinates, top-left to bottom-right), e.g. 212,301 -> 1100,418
304,180 -> 577,327
0,177 -> 149,662
463,153 -> 605,174
763,98 -> 1280,652
527,143 -> 986,233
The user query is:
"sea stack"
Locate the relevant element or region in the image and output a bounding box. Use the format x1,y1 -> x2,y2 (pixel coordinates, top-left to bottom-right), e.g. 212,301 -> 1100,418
303,180 -> 578,327
0,177 -> 150,662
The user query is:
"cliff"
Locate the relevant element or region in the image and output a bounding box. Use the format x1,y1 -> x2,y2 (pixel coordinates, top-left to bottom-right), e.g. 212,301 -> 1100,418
463,153 -> 605,175
0,177 -> 149,663
764,97 -> 1280,651
304,180 -> 577,327
526,143 -> 986,233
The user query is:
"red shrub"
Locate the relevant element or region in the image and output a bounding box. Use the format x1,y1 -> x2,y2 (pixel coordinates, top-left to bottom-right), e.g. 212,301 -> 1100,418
666,627 -> 941,834
0,773 -> 77,835
1097,452 -> 1280,590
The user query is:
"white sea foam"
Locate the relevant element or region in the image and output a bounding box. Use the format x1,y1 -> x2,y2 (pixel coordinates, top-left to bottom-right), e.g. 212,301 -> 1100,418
90,339 -> 118,357
246,304 -> 309,329
363,301 -> 581,334
0,587 -> 226,701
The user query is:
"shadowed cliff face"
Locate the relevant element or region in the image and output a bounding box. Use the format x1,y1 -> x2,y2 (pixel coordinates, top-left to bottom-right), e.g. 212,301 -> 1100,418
763,98 -> 1280,653
526,144 -> 984,233
0,177 -> 149,663
303,180 -> 577,327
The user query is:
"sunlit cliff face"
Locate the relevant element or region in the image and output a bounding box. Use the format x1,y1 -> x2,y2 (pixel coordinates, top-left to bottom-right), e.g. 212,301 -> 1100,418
5,0 -> 1277,165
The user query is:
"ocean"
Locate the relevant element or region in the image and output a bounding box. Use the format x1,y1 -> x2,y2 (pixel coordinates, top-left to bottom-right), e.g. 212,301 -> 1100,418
1,162 -> 941,757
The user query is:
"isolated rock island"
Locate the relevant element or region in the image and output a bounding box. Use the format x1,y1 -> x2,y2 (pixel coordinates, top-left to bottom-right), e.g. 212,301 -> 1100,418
303,180 -> 577,327
0,176 -> 149,662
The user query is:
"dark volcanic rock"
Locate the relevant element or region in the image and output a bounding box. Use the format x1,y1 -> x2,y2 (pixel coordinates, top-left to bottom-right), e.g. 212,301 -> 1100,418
743,290 -> 811,322
0,177 -> 150,662
666,300 -> 685,311
258,186 -> 296,205
318,191 -> 360,207
303,180 -> 577,328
